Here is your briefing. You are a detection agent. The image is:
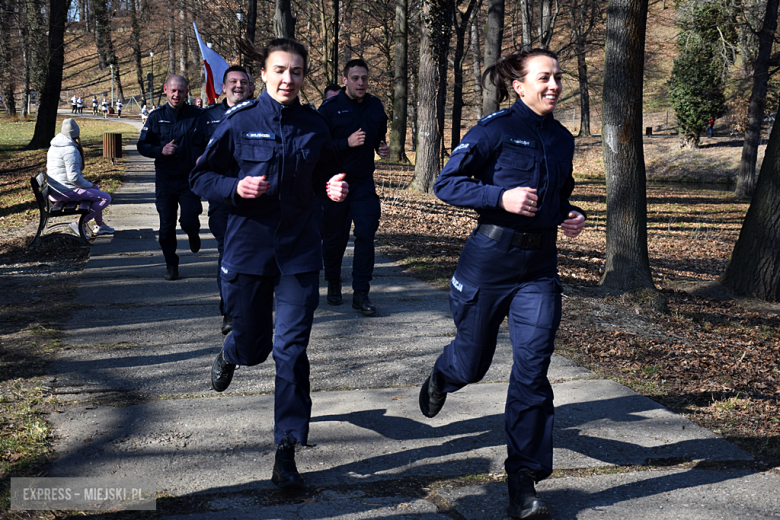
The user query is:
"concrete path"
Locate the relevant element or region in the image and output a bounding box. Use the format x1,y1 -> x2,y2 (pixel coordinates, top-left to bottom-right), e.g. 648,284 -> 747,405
42,115 -> 778,519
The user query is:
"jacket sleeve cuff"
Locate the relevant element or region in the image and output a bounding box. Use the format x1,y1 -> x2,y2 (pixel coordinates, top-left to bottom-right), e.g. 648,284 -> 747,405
484,185 -> 505,209
336,138 -> 349,151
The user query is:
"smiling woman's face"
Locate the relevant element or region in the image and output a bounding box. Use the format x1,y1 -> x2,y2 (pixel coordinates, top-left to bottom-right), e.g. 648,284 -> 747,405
261,51 -> 304,105
512,56 -> 562,116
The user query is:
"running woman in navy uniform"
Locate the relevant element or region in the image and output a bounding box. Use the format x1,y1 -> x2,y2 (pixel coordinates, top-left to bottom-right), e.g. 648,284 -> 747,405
419,49 -> 586,519
190,39 -> 349,490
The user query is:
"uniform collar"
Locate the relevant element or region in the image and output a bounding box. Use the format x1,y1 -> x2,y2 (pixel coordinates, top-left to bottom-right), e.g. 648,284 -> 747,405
258,90 -> 303,116
513,98 -> 554,128
339,89 -> 370,107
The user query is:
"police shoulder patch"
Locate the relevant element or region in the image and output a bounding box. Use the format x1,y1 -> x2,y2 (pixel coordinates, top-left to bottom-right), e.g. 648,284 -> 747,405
224,99 -> 256,118
478,109 -> 510,126
452,142 -> 471,155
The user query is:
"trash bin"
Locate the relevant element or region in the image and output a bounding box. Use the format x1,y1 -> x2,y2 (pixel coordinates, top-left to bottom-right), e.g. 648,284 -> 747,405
103,133 -> 122,164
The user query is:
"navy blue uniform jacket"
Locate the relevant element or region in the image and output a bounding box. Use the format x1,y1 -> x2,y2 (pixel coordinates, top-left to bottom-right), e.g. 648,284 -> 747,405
434,98 -> 585,232
318,90 -> 387,183
189,92 -> 343,277
137,103 -> 201,177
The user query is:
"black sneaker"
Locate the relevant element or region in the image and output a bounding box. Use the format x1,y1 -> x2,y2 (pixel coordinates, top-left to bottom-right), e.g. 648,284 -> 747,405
221,314 -> 233,335
419,369 -> 447,418
506,469 -> 551,519
211,344 -> 236,392
164,265 -> 179,281
271,436 -> 305,490
188,232 -> 201,253
352,290 -> 376,316
326,278 -> 342,306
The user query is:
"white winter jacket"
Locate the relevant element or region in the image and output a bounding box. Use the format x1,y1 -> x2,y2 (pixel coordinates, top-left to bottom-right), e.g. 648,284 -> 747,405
46,133 -> 92,195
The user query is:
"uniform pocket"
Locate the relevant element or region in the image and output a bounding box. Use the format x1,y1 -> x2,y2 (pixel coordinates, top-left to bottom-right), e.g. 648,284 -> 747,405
449,274 -> 481,343
291,147 -> 321,207
496,148 -> 538,189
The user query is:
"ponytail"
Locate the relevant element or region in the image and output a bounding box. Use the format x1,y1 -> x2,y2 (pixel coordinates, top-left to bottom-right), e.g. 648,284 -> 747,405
482,48 -> 559,103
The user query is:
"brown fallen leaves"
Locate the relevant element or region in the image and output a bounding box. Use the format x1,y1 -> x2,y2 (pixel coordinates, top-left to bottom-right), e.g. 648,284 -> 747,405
374,161 -> 779,465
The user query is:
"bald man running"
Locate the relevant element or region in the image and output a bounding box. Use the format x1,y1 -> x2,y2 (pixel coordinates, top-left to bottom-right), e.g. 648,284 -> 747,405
137,75 -> 203,281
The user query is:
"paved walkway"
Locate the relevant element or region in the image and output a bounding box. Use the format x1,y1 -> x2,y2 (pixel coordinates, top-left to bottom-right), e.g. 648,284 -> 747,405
42,112 -> 778,519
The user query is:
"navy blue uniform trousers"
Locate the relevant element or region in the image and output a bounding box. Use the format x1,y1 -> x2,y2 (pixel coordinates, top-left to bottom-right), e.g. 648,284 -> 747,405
155,175 -> 202,268
322,177 -> 380,291
431,231 -> 561,479
221,270 -> 319,445
208,201 -> 229,314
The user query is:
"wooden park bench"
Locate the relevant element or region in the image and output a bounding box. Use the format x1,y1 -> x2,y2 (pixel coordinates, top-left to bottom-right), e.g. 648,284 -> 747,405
29,171 -> 91,247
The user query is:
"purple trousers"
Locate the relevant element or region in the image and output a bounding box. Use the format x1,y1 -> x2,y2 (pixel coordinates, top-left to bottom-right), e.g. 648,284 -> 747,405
49,188 -> 111,225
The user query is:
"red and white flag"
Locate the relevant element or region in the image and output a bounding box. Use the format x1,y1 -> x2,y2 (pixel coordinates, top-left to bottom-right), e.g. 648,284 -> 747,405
193,22 -> 229,106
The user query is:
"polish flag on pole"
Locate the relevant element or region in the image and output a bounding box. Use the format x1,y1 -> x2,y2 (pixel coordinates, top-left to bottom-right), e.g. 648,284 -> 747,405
193,22 -> 229,106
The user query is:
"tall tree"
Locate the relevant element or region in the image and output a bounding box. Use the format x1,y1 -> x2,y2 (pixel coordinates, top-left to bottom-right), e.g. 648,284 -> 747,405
91,0 -> 110,70
482,0 -> 504,115
247,0 -> 258,45
539,0 -> 559,49
470,9 -> 483,119
0,0 -> 17,117
275,0 -> 295,39
735,0 -> 779,199
167,5 -> 176,75
435,1 -> 453,160
129,0 -> 146,105
451,0 -> 481,151
389,0 -> 410,163
570,0 -> 601,137
599,0 -> 655,292
27,0 -> 68,149
519,0 -> 532,50
719,98 -> 780,301
411,0 -> 446,193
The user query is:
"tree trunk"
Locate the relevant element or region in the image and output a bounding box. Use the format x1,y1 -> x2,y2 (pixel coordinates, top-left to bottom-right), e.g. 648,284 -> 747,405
719,100 -> 780,301
735,0 -> 779,199
19,15 -> 30,119
91,0 -> 109,70
519,0 -> 532,51
168,6 -> 175,76
411,0 -> 441,193
539,0 -> 558,49
27,0 -> 67,149
436,3 -> 452,161
470,11 -> 483,120
482,0 -> 504,115
331,0 -> 339,84
451,0 -> 480,151
572,0 -> 592,137
0,0 -> 16,117
599,0 -> 656,292
247,0 -> 258,44
179,3 -> 188,81
274,0 -> 295,39
389,0 -> 409,163
129,0 -> 146,105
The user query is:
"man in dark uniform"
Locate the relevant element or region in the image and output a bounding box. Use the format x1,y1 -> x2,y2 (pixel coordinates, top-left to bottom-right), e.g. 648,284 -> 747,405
193,65 -> 252,335
318,59 -> 389,316
137,74 -> 202,281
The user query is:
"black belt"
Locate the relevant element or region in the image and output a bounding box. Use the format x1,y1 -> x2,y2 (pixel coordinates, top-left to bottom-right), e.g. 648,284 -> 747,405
476,224 -> 556,249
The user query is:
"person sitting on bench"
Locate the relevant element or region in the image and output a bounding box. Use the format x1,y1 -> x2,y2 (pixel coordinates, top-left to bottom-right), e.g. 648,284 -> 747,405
46,119 -> 115,236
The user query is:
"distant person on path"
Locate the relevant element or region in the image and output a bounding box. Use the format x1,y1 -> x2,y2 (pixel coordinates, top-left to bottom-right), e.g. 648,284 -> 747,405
140,104 -> 149,123
116,99 -> 123,118
101,98 -> 109,118
418,49 -> 586,520
195,98 -> 203,108
318,59 -> 389,316
46,119 -> 114,236
192,65 -> 253,336
92,97 -> 99,115
708,118 -> 714,138
71,95 -> 78,114
77,97 -> 84,114
137,74 -> 203,281
190,38 -> 348,491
